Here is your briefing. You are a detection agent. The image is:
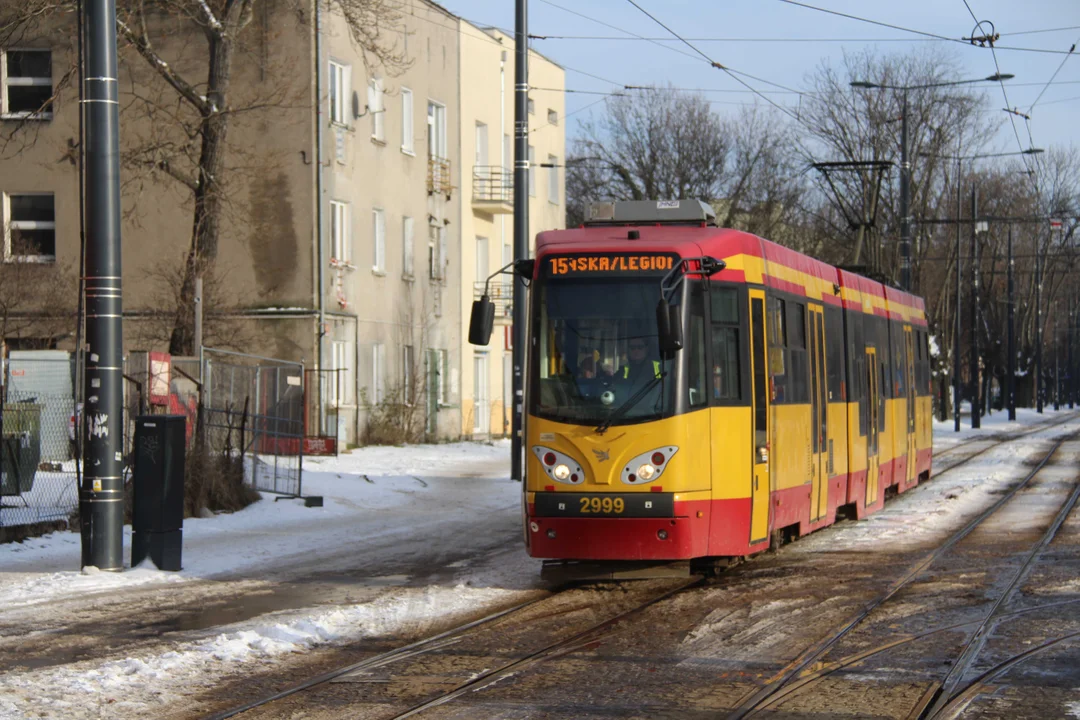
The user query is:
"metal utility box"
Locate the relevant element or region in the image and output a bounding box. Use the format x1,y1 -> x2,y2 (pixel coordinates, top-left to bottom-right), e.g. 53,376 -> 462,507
1,402 -> 41,496
131,415 -> 186,571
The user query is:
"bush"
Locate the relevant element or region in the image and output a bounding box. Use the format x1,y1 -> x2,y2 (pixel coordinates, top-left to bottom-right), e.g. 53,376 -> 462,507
363,385 -> 426,445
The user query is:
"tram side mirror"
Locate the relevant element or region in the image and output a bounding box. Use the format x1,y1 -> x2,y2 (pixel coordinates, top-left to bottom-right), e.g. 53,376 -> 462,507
513,258 -> 535,279
656,299 -> 683,357
469,295 -> 496,346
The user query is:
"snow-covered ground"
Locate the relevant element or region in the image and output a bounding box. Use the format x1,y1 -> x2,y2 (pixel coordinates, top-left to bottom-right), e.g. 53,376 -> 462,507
0,411 -> 1076,719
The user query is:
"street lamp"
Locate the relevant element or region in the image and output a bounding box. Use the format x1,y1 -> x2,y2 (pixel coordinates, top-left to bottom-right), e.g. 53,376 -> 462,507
918,146 -> 1042,429
850,73 -> 1015,293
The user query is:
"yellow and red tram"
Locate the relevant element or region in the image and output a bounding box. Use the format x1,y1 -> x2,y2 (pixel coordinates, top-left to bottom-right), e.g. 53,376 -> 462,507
473,199 -> 933,562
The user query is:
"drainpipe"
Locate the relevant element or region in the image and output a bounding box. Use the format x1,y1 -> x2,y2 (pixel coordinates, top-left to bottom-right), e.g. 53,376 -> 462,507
313,0 -> 326,435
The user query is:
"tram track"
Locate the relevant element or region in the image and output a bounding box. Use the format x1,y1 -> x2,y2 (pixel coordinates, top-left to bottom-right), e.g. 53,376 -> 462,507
729,424 -> 1080,719
204,576 -> 703,719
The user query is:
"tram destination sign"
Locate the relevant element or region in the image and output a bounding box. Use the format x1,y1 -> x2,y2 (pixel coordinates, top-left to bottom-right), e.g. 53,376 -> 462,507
543,252 -> 679,277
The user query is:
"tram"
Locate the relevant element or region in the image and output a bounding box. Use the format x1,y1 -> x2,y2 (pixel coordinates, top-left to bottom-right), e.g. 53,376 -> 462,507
469,199 -> 933,562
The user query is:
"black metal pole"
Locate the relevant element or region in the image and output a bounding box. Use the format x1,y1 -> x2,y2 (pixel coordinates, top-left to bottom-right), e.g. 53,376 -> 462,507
899,92 -> 912,292
79,0 -> 124,570
511,0 -> 528,482
970,186 -> 980,428
1036,243 -> 1044,413
1055,336 -> 1061,411
74,0 -> 87,493
953,157 -> 962,432
1007,224 -> 1016,420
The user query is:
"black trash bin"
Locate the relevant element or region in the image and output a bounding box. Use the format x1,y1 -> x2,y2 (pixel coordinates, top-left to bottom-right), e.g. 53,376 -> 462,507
131,415 -> 186,571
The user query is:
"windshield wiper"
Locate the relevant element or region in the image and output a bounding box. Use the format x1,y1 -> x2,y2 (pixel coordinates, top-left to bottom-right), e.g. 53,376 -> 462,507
594,371 -> 667,435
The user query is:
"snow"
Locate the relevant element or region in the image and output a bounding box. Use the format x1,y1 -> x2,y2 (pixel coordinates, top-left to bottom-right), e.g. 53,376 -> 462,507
2,412 -> 1079,719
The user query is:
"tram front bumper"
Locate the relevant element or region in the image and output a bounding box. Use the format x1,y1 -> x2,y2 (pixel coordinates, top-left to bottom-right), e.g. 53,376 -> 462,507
526,514 -> 708,560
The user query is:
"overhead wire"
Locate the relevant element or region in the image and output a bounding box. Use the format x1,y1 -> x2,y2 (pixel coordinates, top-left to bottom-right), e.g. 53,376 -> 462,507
1027,42 -> 1077,112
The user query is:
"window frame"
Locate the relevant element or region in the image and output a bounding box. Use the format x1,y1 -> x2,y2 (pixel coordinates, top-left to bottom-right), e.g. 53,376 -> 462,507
1,49 -> 53,120
371,343 -> 386,405
402,215 -> 414,279
4,191 -> 56,263
403,344 -> 415,405
707,283 -> 748,406
400,86 -> 414,154
372,207 -> 386,273
329,199 -> 350,264
328,60 -> 349,126
368,76 -> 384,141
547,108 -> 558,126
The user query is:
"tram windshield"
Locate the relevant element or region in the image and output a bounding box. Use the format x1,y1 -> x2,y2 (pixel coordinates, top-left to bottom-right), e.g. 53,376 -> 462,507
530,277 -> 678,427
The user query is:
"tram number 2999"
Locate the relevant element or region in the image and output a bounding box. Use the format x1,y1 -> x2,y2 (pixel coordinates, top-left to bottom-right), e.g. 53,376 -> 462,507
533,493 -> 675,518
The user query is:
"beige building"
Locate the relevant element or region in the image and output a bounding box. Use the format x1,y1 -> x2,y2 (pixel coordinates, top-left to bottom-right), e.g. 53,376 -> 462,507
457,22 -> 565,439
0,1 -> 565,444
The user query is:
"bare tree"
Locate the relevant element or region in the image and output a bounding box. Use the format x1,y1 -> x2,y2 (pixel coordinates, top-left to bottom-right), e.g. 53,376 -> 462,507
0,0 -> 410,354
0,236 -> 77,346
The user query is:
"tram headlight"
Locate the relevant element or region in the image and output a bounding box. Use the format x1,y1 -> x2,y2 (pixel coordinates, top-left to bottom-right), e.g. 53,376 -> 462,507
553,464 -> 571,481
531,446 -> 585,485
622,446 -> 679,485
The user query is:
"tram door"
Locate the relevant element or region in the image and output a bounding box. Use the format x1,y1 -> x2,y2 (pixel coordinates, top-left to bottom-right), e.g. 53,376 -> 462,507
749,290 -> 770,544
865,347 -> 881,508
808,305 -> 828,521
904,326 -> 917,484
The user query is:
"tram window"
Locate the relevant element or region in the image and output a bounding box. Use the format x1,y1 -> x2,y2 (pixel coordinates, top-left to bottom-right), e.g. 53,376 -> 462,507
789,302 -> 806,349
768,297 -> 786,377
751,297 -> 768,462
711,327 -> 741,401
711,288 -> 739,324
892,323 -> 905,396
688,287 -> 708,408
825,306 -> 844,402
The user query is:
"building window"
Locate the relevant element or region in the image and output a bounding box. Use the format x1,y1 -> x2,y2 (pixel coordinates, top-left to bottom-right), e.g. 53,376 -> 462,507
4,192 -> 55,261
372,207 -> 385,272
403,344 -> 415,404
437,349 -> 450,405
330,200 -> 349,263
402,215 -> 414,278
368,77 -> 384,141
331,341 -> 355,405
527,97 -> 535,115
2,50 -> 52,119
371,343 -> 385,404
547,108 -> 558,126
528,145 -> 536,198
475,236 -> 488,283
426,101 -> 447,159
475,121 -> 488,165
401,87 -> 413,153
428,222 -> 446,280
329,60 -> 349,125
547,154 -> 558,205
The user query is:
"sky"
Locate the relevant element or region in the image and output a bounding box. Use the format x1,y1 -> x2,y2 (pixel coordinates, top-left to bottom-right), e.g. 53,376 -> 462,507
441,0 -> 1080,154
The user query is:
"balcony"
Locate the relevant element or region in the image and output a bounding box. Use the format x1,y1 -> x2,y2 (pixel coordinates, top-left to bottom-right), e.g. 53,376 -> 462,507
474,280 -> 514,318
472,166 -> 513,214
428,156 -> 452,197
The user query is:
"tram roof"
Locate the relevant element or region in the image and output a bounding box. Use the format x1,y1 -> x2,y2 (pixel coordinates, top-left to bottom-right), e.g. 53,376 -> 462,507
535,224 -> 927,323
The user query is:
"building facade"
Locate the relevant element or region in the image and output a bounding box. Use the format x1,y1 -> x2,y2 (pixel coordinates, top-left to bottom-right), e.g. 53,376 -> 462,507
0,0 -> 564,444
457,22 -> 565,439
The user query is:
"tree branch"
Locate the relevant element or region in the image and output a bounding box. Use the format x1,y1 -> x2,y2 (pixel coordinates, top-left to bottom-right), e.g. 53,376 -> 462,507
116,17 -> 210,115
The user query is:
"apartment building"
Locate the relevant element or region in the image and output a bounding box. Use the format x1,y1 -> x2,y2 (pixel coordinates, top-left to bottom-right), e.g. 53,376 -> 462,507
0,1 -> 564,444
457,22 -> 566,439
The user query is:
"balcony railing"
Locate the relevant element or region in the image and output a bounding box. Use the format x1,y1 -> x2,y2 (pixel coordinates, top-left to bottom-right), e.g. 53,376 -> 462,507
472,166 -> 513,211
474,280 -> 513,317
428,155 -> 452,196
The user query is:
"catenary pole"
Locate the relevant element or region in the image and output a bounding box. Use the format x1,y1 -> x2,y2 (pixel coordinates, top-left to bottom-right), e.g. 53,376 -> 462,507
970,187 -> 980,428
1007,225 -> 1016,420
511,0 -> 529,482
80,0 -> 124,570
953,157 -> 962,432
899,92 -> 912,292
1037,241 -> 1044,413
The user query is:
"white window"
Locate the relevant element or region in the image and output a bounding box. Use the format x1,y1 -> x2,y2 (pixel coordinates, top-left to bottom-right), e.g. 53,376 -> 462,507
371,343 -> 386,404
428,222 -> 446,280
437,349 -> 450,405
547,108 -> 558,126
403,344 -> 415,405
528,145 -> 536,198
331,341 -> 355,405
329,60 -> 350,125
1,50 -> 52,119
475,122 -> 488,166
401,87 -> 414,153
547,154 -> 559,205
475,236 -> 488,282
330,200 -> 349,263
4,192 -> 55,261
503,134 -> 511,173
473,353 -> 489,434
368,76 -> 384,141
372,207 -> 385,272
427,101 -> 447,159
402,215 -> 414,278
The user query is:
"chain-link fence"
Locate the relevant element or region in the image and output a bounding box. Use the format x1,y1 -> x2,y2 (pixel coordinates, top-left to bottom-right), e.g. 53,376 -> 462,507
1,351 -> 79,540
202,348 -> 304,497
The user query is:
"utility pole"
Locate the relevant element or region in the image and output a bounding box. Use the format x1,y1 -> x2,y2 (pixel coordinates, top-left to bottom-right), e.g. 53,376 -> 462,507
970,187 -> 980,428
1055,336 -> 1061,411
511,0 -> 529,482
80,0 -> 124,570
953,157 -> 962,432
1036,243 -> 1044,413
899,92 -> 912,292
1007,225 -> 1016,420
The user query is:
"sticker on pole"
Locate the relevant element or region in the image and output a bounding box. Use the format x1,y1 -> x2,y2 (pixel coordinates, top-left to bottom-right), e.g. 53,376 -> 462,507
93,479 -> 102,492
